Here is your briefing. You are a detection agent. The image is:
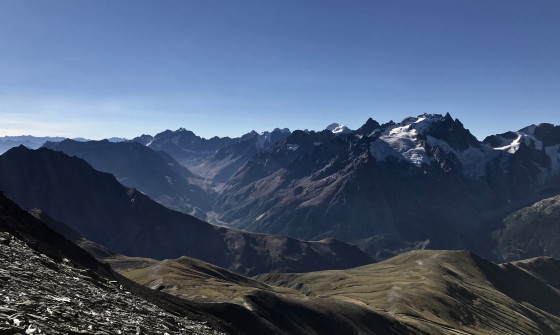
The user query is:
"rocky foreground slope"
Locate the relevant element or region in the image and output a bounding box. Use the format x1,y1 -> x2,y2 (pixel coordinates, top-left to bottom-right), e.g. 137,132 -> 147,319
0,231 -> 224,335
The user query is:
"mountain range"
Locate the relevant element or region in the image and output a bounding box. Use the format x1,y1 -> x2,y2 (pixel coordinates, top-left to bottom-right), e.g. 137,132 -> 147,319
7,113 -> 557,262
210,114 -> 560,260
124,113 -> 560,262
0,135 -> 127,154
0,145 -> 371,276
3,113 -> 560,334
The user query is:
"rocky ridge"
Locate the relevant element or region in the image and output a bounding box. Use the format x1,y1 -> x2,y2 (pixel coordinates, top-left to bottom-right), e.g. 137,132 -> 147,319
0,231 -> 224,335
493,193 -> 560,261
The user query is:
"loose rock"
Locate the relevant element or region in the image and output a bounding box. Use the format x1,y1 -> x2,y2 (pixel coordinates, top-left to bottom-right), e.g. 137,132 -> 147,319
0,232 -> 225,335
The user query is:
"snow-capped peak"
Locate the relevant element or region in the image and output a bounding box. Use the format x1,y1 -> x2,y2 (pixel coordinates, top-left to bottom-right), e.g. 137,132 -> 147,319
369,115 -> 435,167
368,114 -> 495,176
326,123 -> 352,134
384,114 -> 447,136
490,126 -> 544,153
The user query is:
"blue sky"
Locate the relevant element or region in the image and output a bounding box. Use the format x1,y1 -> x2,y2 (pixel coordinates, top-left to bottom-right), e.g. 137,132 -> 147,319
1,1 -> 559,140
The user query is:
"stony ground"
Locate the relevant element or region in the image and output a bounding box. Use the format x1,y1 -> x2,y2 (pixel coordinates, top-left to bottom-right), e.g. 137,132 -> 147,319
0,232 -> 226,335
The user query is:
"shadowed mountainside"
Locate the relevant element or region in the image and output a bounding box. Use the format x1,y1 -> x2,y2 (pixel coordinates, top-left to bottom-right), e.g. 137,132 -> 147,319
0,146 -> 372,276
211,115 -> 560,261
493,193 -> 560,261
43,139 -> 211,217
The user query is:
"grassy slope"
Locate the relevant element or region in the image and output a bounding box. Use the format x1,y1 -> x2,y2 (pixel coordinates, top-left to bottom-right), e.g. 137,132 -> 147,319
256,250 -> 560,335
98,243 -> 560,334
78,238 -> 269,303
95,249 -> 416,334
84,234 -> 560,335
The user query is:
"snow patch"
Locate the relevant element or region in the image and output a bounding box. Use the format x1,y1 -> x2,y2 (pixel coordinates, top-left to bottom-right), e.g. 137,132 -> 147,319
326,123 -> 352,134
369,114 -> 452,167
427,136 -> 498,178
409,114 -> 444,134
495,135 -> 522,154
370,124 -> 429,167
286,144 -> 299,151
367,129 -> 381,137
494,132 -> 543,153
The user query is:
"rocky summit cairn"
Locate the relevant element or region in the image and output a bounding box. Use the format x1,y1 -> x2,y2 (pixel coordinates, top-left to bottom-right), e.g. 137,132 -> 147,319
0,232 -> 225,335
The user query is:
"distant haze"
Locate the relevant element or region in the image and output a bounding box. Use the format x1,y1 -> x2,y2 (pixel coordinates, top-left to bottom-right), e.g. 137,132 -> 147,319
1,1 -> 559,140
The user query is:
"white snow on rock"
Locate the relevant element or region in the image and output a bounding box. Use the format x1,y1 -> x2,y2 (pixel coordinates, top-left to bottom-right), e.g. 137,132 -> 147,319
494,134 -> 523,154
368,114 -> 502,176
369,115 -> 443,167
370,125 -> 429,167
286,144 -> 299,151
493,126 -> 543,153
427,136 -> 498,178
326,123 -> 352,134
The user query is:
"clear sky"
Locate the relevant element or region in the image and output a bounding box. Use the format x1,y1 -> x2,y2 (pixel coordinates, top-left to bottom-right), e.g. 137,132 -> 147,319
1,1 -> 559,140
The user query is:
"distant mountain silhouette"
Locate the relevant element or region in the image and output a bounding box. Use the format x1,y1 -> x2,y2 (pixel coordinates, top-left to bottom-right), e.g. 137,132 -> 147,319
43,139 -> 211,217
134,127 -> 291,185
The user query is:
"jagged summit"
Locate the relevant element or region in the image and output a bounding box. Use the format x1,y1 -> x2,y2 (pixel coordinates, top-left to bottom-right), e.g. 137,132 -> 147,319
326,123 -> 352,134
356,117 -> 381,136
482,122 -> 560,168
366,113 -> 481,169
357,113 -> 560,178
